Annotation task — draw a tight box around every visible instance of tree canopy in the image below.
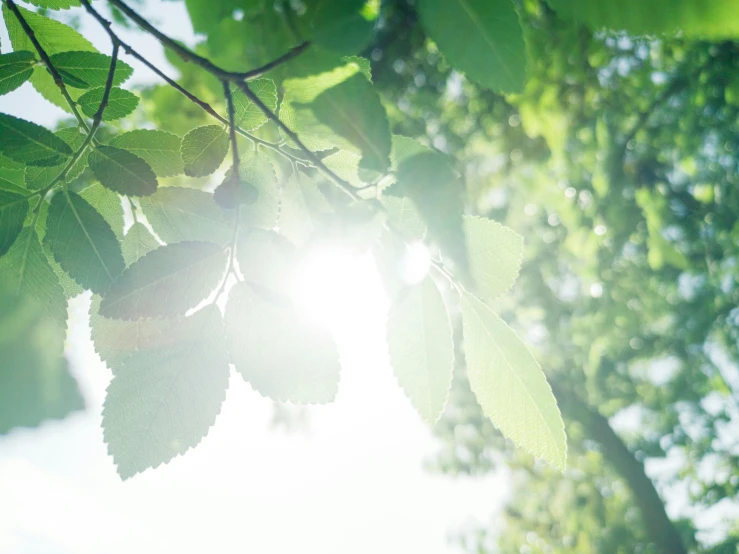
[1,1,738,552]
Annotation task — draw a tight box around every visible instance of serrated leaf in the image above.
[100,241,227,320]
[121,222,160,266]
[0,51,35,96]
[0,276,83,435]
[464,215,523,300]
[231,151,280,230]
[79,184,124,239]
[89,146,158,197]
[181,125,229,177]
[547,0,739,38]
[225,282,340,404]
[417,0,526,93]
[78,87,139,121]
[307,73,391,174]
[0,113,73,166]
[322,149,364,187]
[89,295,171,374]
[390,135,431,170]
[394,152,468,278]
[140,187,231,245]
[102,306,229,479]
[24,0,81,10]
[0,227,67,325]
[387,278,454,424]
[3,3,95,55]
[461,293,567,470]
[49,51,133,89]
[109,130,184,178]
[24,127,89,191]
[45,190,125,294]
[237,230,297,292]
[231,79,277,131]
[382,196,426,241]
[0,190,29,256]
[279,171,331,246]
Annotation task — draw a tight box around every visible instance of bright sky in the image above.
[0,3,508,553]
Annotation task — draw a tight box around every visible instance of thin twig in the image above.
[107,0,308,81]
[223,81,241,181]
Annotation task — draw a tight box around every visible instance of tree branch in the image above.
[223,81,240,181]
[5,0,91,133]
[106,0,308,81]
[552,384,687,554]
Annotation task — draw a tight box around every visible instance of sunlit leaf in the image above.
[121,222,160,266]
[387,278,454,424]
[0,113,72,167]
[0,51,35,96]
[110,130,184,178]
[89,146,158,197]
[231,79,277,131]
[100,241,227,320]
[49,51,133,89]
[464,215,523,300]
[78,87,139,121]
[461,293,567,470]
[0,190,29,257]
[181,125,229,177]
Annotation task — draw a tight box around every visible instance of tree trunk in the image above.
[552,384,687,554]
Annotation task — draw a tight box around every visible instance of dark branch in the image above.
[5,0,90,132]
[106,0,308,81]
[223,81,240,182]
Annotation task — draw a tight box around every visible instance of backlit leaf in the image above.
[109,130,184,178]
[24,127,89,191]
[78,87,139,121]
[102,306,229,479]
[0,51,35,96]
[387,278,454,424]
[225,282,340,404]
[231,79,277,131]
[49,51,133,89]
[100,241,227,320]
[417,0,526,92]
[140,187,231,245]
[464,215,523,300]
[89,146,158,197]
[181,125,229,177]
[121,222,160,266]
[0,190,29,257]
[0,113,73,166]
[461,293,567,470]
[279,171,331,246]
[45,190,125,294]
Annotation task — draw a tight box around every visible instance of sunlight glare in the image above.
[400,242,431,285]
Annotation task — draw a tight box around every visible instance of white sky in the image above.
[0,3,508,552]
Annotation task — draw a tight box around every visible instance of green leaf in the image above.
[181,125,229,177]
[121,222,160,266]
[232,151,280,230]
[461,293,567,470]
[102,305,229,479]
[417,0,527,93]
[100,241,227,320]
[394,152,468,278]
[321,149,364,187]
[140,187,231,245]
[225,282,340,404]
[301,0,375,55]
[306,73,391,174]
[3,3,95,55]
[0,276,83,435]
[89,294,171,374]
[464,215,523,300]
[109,130,184,178]
[0,113,73,166]
[381,196,426,241]
[0,51,35,96]
[45,190,125,294]
[24,0,81,10]
[387,278,454,424]
[49,51,133,89]
[79,183,125,239]
[547,0,739,38]
[89,146,158,197]
[0,190,29,256]
[237,230,297,292]
[24,127,89,191]
[279,171,331,246]
[78,87,139,121]
[231,79,277,131]
[390,135,432,170]
[0,227,67,325]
